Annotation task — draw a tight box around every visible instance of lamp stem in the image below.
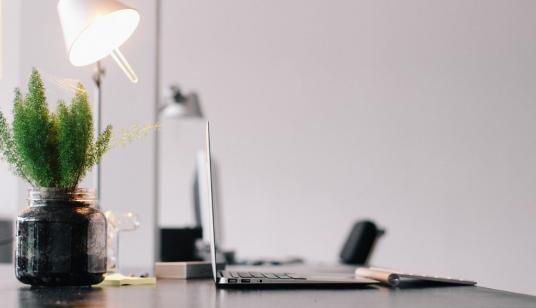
[93,60,104,204]
[111,48,139,83]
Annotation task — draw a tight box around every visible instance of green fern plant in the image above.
[0,67,159,191]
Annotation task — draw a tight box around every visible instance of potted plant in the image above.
[0,68,158,286]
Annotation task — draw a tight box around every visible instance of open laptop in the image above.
[204,122,378,286]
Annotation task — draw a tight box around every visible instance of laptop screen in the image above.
[204,122,218,283]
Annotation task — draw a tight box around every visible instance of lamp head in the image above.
[58,0,140,67]
[162,86,204,119]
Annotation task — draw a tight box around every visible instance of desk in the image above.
[1,264,535,308]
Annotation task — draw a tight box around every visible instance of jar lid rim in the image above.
[27,188,97,201]
[28,187,96,193]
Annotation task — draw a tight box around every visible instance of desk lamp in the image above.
[160,86,203,119]
[155,85,203,262]
[57,0,141,200]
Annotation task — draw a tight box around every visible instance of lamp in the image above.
[57,0,139,81]
[160,86,203,119]
[57,0,141,201]
[155,85,203,263]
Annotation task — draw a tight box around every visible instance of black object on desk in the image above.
[160,227,203,262]
[340,220,385,265]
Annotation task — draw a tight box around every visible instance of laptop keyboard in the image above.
[227,271,306,280]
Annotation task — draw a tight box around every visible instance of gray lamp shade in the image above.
[162,93,203,119]
[57,0,140,66]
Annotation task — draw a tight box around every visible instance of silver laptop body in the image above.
[205,122,378,286]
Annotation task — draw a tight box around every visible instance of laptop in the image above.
[204,122,378,286]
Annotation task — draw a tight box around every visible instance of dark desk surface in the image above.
[1,264,536,308]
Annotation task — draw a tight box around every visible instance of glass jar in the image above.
[15,188,107,286]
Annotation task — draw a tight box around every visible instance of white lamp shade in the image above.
[57,0,140,66]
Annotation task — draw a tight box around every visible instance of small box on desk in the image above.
[160,228,203,262]
[156,261,226,279]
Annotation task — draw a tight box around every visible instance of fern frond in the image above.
[12,69,57,187]
[94,125,113,165]
[71,84,94,188]
[56,82,95,190]
[110,123,161,150]
[0,110,32,184]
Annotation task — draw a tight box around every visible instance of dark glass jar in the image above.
[15,188,107,286]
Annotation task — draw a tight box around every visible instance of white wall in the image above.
[16,0,157,272]
[0,0,21,220]
[159,0,536,295]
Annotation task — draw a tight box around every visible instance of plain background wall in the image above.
[0,0,21,220]
[159,0,536,295]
